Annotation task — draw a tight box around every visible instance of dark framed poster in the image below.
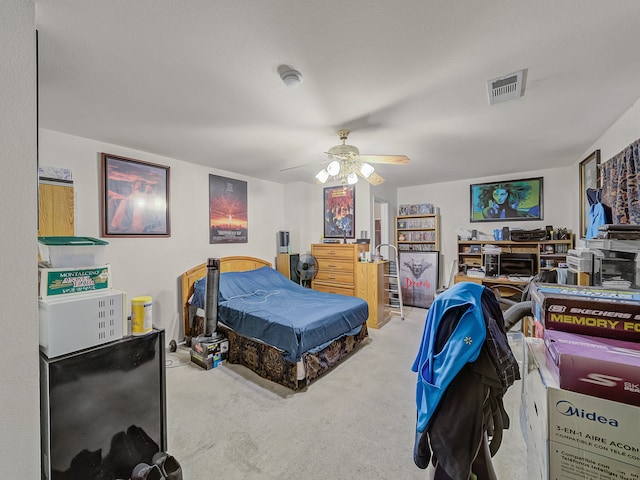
[323,185,355,239]
[399,251,439,308]
[209,174,247,243]
[579,150,601,239]
[101,153,170,237]
[470,177,543,222]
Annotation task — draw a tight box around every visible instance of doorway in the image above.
[374,198,390,259]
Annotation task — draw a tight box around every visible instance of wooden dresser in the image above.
[311,243,368,296]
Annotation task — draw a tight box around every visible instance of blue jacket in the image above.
[411,282,487,432]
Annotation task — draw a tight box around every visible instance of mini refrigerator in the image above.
[40,329,166,480]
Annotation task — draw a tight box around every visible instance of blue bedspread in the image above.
[192,267,368,362]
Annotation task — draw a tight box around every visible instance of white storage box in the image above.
[39,289,126,358]
[38,236,108,268]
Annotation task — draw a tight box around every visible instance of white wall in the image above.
[284,179,397,256]
[399,165,575,288]
[583,99,640,164]
[39,129,285,343]
[0,1,40,477]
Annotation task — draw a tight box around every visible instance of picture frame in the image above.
[101,153,170,237]
[470,177,543,222]
[398,251,439,308]
[209,174,248,244]
[579,150,601,239]
[323,185,355,239]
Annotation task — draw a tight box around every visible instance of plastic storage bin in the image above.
[38,236,108,268]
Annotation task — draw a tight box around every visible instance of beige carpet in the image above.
[164,307,527,479]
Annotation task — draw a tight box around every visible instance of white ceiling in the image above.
[35,0,640,188]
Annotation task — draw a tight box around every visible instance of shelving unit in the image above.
[395,214,440,252]
[456,236,574,277]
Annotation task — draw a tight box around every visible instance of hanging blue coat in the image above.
[412,282,521,479]
[411,282,487,432]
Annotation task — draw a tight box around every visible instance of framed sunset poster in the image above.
[101,153,170,237]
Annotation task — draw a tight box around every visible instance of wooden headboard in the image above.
[180,256,272,337]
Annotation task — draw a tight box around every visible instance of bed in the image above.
[180,256,369,390]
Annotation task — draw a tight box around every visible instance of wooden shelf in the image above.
[457,235,574,277]
[395,214,440,252]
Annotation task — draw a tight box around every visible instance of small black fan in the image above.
[296,254,318,288]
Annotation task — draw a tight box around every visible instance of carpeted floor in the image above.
[164,307,527,479]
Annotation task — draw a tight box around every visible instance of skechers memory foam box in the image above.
[530,283,640,342]
[545,330,640,406]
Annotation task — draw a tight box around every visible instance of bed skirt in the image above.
[220,323,369,391]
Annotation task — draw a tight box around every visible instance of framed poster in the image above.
[579,150,601,239]
[323,185,355,239]
[399,251,439,308]
[101,153,170,237]
[209,174,247,243]
[470,177,543,222]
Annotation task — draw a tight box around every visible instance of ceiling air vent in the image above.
[487,69,527,106]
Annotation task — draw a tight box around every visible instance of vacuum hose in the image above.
[503,301,533,331]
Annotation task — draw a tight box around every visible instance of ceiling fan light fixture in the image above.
[347,172,358,185]
[326,160,341,176]
[360,162,375,178]
[315,169,329,184]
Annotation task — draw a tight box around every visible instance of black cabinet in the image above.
[40,329,166,480]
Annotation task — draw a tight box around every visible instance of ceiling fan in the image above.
[282,130,410,186]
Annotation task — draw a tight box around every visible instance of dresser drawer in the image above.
[316,257,354,274]
[315,270,354,285]
[313,282,354,297]
[312,245,356,260]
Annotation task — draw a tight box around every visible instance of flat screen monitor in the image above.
[499,253,537,277]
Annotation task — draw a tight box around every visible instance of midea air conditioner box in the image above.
[39,289,126,358]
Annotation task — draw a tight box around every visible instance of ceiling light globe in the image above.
[326,160,341,176]
[315,169,329,184]
[347,172,358,185]
[360,163,375,178]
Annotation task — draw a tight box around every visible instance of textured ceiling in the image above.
[35,0,640,187]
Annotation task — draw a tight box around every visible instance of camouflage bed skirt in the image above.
[220,323,369,391]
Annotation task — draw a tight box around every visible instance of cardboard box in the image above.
[545,330,640,406]
[190,350,224,370]
[530,284,640,342]
[523,338,640,480]
[190,335,228,370]
[38,264,112,298]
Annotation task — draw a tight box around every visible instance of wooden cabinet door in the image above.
[38,182,74,236]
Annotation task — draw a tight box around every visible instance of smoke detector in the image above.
[277,64,303,87]
[487,69,527,106]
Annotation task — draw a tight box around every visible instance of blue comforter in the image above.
[192,267,368,362]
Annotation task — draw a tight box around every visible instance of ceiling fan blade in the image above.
[356,170,385,185]
[359,154,410,165]
[280,160,324,172]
